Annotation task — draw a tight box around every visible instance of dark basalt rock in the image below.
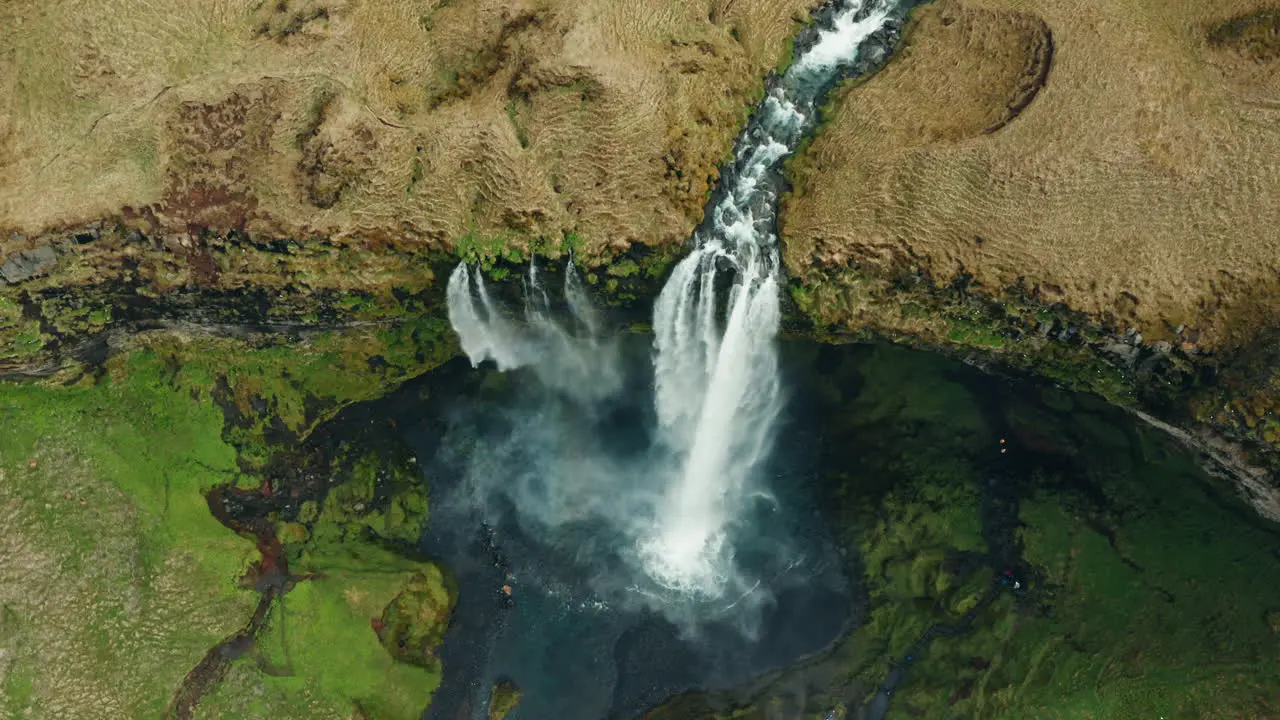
[0,246,57,284]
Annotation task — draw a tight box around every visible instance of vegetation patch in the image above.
[375,566,455,671]
[0,354,259,718]
[785,266,1153,407]
[488,679,523,720]
[647,343,1280,719]
[112,319,454,469]
[196,544,449,719]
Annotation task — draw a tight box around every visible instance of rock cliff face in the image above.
[4,1,1280,512]
[780,0,1280,520]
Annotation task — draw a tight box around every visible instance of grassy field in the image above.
[0,0,818,261]
[0,336,457,719]
[848,348,1280,718]
[0,355,259,718]
[196,546,450,720]
[783,0,1280,353]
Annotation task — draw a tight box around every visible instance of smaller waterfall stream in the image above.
[447,0,909,614]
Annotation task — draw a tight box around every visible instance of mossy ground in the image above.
[120,316,457,469]
[182,333,454,719]
[862,445,1280,718]
[786,267,1154,407]
[487,680,523,720]
[0,305,459,719]
[197,545,449,720]
[0,353,258,718]
[649,343,1280,719]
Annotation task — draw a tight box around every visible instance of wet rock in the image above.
[488,679,523,720]
[0,246,57,284]
[1103,341,1139,365]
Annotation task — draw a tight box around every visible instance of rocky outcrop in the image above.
[0,245,56,284]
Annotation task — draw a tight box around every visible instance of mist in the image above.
[441,0,907,639]
[445,262,798,638]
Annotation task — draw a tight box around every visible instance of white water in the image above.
[447,0,901,601]
[448,260,622,403]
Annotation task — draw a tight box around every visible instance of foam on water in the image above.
[794,1,896,75]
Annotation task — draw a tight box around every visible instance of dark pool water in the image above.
[387,336,1055,720]
[394,335,859,720]
[354,332,1280,720]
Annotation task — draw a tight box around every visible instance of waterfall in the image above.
[448,260,622,403]
[446,0,906,603]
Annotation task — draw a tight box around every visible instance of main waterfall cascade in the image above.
[447,0,905,613]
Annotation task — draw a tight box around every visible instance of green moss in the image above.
[204,545,447,719]
[788,266,1143,405]
[840,475,988,667]
[853,427,1280,718]
[774,34,798,75]
[789,282,815,313]
[6,328,45,358]
[651,344,1280,719]
[277,521,310,544]
[561,231,585,255]
[376,565,455,669]
[127,316,456,466]
[456,229,526,271]
[334,292,378,314]
[0,355,259,717]
[0,294,21,323]
[40,295,113,335]
[301,449,429,552]
[488,680,523,720]
[975,485,1280,718]
[945,316,1006,349]
[606,259,640,278]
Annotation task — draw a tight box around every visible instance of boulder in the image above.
[0,246,57,284]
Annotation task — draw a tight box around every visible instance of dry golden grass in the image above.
[783,0,1280,352]
[0,0,817,260]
